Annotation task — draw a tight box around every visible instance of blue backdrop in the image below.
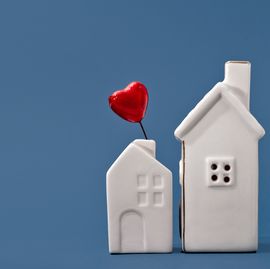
[0,0,269,268]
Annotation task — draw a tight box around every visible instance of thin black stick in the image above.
[139,121,148,140]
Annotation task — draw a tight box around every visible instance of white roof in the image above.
[174,82,265,141]
[107,139,171,176]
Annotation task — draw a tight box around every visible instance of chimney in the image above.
[133,139,156,158]
[223,61,251,110]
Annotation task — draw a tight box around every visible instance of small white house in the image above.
[106,139,172,253]
[174,61,265,252]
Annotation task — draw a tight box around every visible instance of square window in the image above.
[206,157,235,187]
[153,175,163,188]
[153,192,163,206]
[137,175,147,188]
[137,192,147,206]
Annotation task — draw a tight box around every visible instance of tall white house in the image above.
[174,61,265,252]
[106,139,172,253]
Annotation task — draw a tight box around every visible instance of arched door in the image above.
[120,210,144,252]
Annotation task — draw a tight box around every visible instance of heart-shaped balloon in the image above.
[108,82,148,123]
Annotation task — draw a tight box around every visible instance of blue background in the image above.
[0,0,269,268]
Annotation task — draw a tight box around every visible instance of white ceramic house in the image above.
[106,139,172,253]
[174,61,265,252]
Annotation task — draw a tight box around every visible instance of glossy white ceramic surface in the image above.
[175,61,265,252]
[106,139,172,253]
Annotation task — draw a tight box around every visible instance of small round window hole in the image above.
[211,163,217,170]
[224,164,231,171]
[224,176,230,183]
[211,174,218,181]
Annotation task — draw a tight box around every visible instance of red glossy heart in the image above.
[108,82,148,123]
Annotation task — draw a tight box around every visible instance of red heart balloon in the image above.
[108,82,148,123]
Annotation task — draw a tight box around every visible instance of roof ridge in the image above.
[174,82,265,140]
[107,141,172,176]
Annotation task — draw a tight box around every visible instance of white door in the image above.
[120,211,144,252]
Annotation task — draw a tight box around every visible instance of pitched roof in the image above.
[107,140,172,176]
[174,82,265,141]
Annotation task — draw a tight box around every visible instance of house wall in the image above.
[106,144,172,253]
[183,98,259,252]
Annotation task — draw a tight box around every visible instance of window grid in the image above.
[136,174,164,207]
